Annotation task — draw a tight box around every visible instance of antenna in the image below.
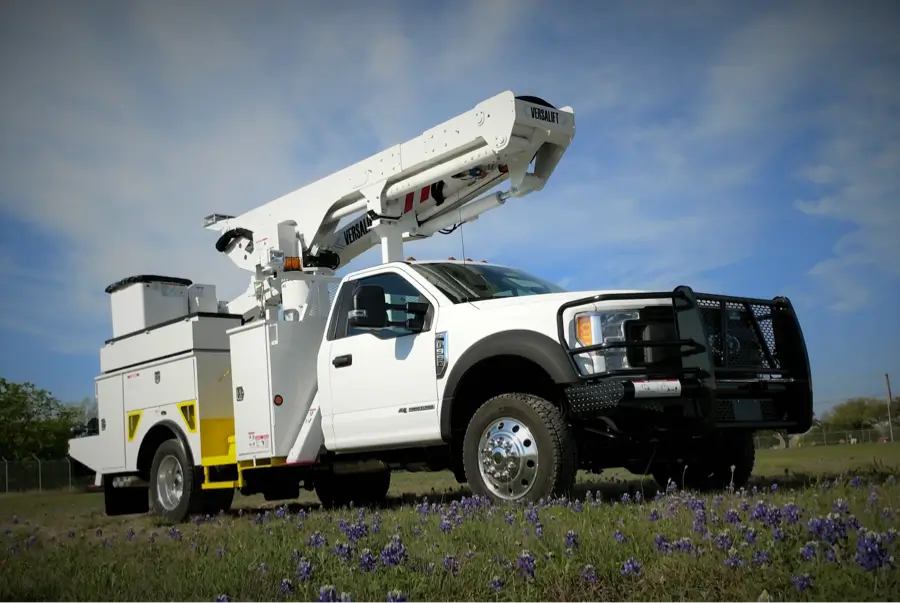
[458,209,467,262]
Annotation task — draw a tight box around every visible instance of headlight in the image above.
[574,309,641,373]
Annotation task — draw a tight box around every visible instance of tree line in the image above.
[0,377,896,460]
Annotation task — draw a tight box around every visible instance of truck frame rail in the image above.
[555,285,813,433]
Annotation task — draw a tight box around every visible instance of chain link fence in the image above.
[0,458,96,493]
[754,428,894,450]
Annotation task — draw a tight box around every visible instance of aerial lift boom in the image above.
[203,92,575,322]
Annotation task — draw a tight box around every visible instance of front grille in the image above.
[696,299,779,369]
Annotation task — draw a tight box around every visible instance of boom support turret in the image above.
[203,91,576,320]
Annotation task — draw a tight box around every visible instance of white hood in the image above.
[466,289,656,311]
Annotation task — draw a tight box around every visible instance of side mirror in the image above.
[348,285,387,330]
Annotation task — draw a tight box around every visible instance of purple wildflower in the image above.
[525,506,540,525]
[504,512,515,525]
[358,548,377,572]
[649,509,661,522]
[791,573,813,592]
[534,522,544,538]
[800,542,816,561]
[725,553,743,568]
[297,557,312,581]
[488,577,504,591]
[621,557,642,576]
[782,502,801,525]
[308,531,328,548]
[744,526,757,546]
[387,590,407,602]
[329,543,348,562]
[215,596,231,602]
[714,531,733,552]
[855,530,892,571]
[883,508,894,520]
[573,499,583,513]
[833,498,849,514]
[772,528,784,542]
[278,579,293,597]
[752,549,771,567]
[443,555,460,575]
[725,509,741,525]
[614,530,627,543]
[655,534,671,553]
[380,534,407,567]
[621,492,631,504]
[517,550,536,579]
[581,564,598,584]
[565,530,579,550]
[849,475,863,488]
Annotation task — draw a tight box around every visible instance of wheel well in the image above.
[449,354,561,438]
[136,423,181,480]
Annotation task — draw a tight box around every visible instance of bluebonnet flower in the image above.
[297,557,313,581]
[380,534,407,567]
[308,531,328,548]
[807,514,847,545]
[791,573,813,592]
[782,502,801,525]
[855,530,893,571]
[714,531,733,552]
[621,492,631,504]
[525,506,539,525]
[581,564,598,584]
[614,530,627,543]
[772,528,784,542]
[565,530,579,550]
[517,550,536,579]
[649,509,661,522]
[358,548,377,572]
[215,595,231,602]
[833,498,849,514]
[278,579,293,597]
[387,590,407,602]
[849,475,863,488]
[655,534,671,554]
[725,509,741,525]
[488,577,504,591]
[725,552,743,568]
[621,557,642,576]
[800,542,816,561]
[443,555,460,575]
[752,549,771,567]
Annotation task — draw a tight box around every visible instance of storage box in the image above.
[188,283,219,314]
[106,275,191,340]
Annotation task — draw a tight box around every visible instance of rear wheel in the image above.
[462,393,576,504]
[148,439,199,523]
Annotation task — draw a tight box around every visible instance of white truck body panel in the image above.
[100,314,241,373]
[228,316,327,460]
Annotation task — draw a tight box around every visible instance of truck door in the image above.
[324,270,441,450]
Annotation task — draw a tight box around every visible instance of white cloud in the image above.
[0,0,898,353]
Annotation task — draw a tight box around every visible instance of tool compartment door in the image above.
[96,375,127,471]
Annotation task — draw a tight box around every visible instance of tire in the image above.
[148,439,200,523]
[462,393,576,504]
[315,469,391,509]
[103,475,149,516]
[653,432,756,492]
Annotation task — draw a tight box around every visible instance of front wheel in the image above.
[462,393,576,504]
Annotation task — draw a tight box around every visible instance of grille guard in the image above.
[554,285,814,433]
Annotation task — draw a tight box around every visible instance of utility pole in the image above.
[886,373,895,443]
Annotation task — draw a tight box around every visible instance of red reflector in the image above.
[404,193,414,213]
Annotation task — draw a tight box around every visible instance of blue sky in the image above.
[1,0,898,416]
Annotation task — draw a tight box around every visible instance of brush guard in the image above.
[555,285,813,433]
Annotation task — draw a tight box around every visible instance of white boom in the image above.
[203,91,576,322]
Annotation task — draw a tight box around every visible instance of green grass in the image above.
[1,443,898,601]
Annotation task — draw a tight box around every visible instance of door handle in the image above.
[332,354,352,368]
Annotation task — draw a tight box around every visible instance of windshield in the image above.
[410,262,567,303]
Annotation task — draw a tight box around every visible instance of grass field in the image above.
[1,443,898,601]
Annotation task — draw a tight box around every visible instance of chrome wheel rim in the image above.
[477,417,538,500]
[156,454,184,511]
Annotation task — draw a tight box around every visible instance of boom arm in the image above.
[204,91,576,319]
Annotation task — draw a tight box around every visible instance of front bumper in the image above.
[555,285,813,433]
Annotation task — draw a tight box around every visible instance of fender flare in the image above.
[141,419,197,469]
[439,329,577,441]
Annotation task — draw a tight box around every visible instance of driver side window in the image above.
[338,272,430,340]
